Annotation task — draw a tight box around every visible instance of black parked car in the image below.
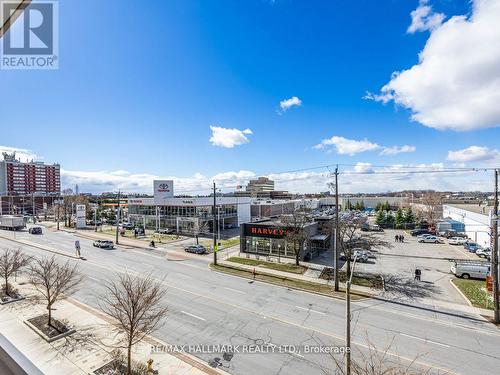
[29,226,42,235]
[410,229,432,237]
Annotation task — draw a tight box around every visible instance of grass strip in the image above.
[452,279,493,310]
[226,256,307,274]
[211,263,370,300]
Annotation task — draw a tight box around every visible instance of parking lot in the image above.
[353,229,479,305]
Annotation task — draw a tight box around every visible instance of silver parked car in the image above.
[418,235,443,244]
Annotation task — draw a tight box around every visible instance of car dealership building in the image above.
[127,180,251,234]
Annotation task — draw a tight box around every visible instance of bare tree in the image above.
[29,255,82,328]
[276,207,312,266]
[334,212,391,279]
[419,192,443,225]
[315,333,430,375]
[99,273,168,375]
[0,249,31,297]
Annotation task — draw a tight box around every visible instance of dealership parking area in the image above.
[352,229,478,305]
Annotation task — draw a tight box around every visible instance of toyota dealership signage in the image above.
[75,204,86,229]
[154,180,174,204]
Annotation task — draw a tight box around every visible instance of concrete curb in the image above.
[449,278,475,308]
[0,234,80,259]
[209,263,373,301]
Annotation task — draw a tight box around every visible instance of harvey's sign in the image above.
[243,225,289,239]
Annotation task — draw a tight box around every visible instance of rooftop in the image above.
[445,203,495,216]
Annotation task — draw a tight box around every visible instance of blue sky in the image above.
[1,0,499,194]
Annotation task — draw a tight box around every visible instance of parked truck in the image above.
[0,215,26,230]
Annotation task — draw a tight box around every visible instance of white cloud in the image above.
[61,169,256,195]
[447,146,500,162]
[353,162,375,174]
[313,136,415,157]
[209,126,253,148]
[313,136,380,155]
[367,0,500,131]
[407,0,445,33]
[279,96,302,113]
[59,163,494,196]
[380,145,417,155]
[0,145,40,162]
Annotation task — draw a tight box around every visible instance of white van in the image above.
[450,261,490,280]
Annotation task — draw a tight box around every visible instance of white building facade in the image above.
[128,196,251,234]
[442,204,498,248]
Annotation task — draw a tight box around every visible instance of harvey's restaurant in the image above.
[240,219,329,261]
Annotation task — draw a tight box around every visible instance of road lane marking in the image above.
[400,333,451,348]
[290,352,305,359]
[352,300,498,337]
[177,274,193,279]
[180,311,206,321]
[295,305,326,315]
[224,287,245,294]
[1,237,461,374]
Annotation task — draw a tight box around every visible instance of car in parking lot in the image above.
[184,245,207,254]
[476,248,491,258]
[464,241,481,253]
[28,226,43,235]
[442,230,467,239]
[120,223,134,230]
[411,229,433,237]
[93,240,114,249]
[155,228,174,234]
[340,251,369,263]
[418,235,443,244]
[448,237,467,245]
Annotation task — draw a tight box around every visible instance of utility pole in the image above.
[345,255,356,375]
[334,166,340,292]
[115,190,121,245]
[213,182,218,265]
[493,169,499,324]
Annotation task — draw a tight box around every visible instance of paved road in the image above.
[1,228,500,375]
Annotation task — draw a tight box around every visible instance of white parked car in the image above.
[476,248,491,258]
[448,237,467,245]
[418,235,443,244]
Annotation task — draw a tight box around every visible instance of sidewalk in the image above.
[40,221,188,251]
[217,259,495,319]
[0,279,225,375]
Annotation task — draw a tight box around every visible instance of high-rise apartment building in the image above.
[0,152,60,196]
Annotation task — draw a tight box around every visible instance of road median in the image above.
[0,233,80,259]
[210,262,372,300]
